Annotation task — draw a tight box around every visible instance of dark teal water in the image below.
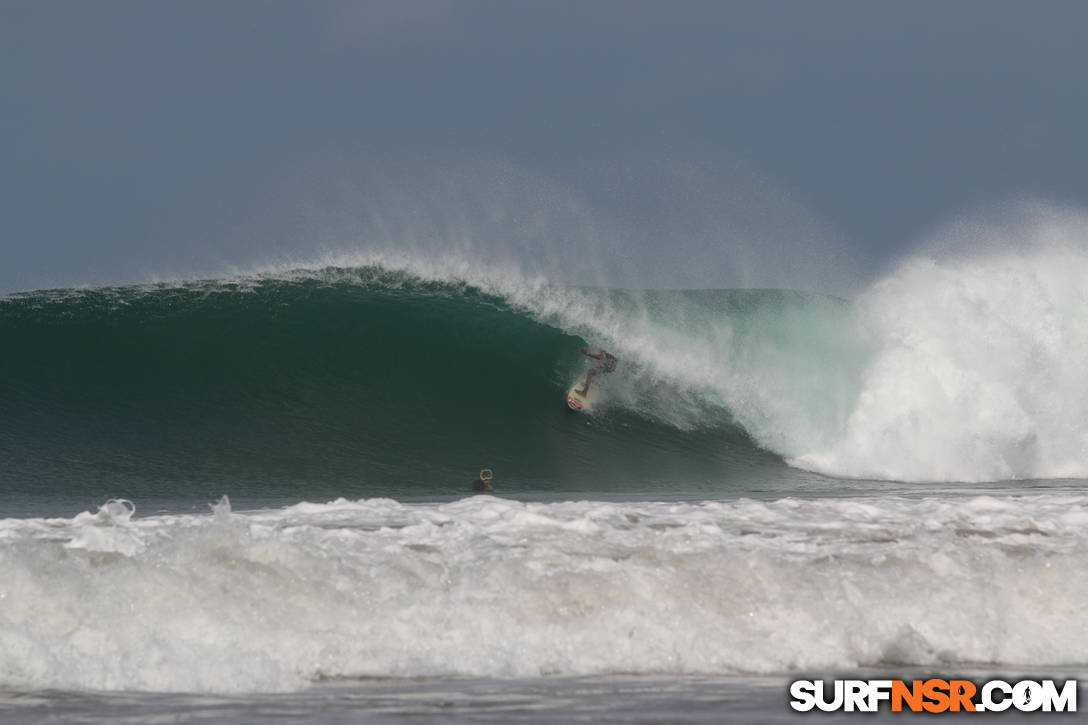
[1,270,817,515]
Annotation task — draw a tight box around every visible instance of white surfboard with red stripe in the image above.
[566,378,600,411]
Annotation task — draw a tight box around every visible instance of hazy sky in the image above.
[3,1,1088,293]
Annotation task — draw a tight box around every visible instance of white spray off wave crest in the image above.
[796,241,1088,482]
[170,222,1088,484]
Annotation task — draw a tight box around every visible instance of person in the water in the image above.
[576,347,618,395]
[471,468,494,492]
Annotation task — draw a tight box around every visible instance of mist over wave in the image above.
[6,212,1088,492]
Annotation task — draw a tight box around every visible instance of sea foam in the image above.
[0,494,1085,693]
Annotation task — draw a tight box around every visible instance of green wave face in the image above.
[0,269,862,509]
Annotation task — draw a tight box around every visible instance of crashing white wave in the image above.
[0,493,1085,693]
[795,244,1088,481]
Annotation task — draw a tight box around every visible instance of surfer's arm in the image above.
[580,348,605,359]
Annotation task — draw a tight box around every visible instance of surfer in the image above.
[471,468,494,492]
[576,348,618,395]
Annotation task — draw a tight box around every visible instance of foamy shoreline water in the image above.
[2,671,1085,724]
[1,492,1085,694]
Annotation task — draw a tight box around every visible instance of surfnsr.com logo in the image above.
[789,679,1077,713]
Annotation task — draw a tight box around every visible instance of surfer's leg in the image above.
[577,370,595,395]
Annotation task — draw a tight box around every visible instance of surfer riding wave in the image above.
[576,348,618,396]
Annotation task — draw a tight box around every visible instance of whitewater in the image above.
[2,242,1088,721]
[1,493,1086,694]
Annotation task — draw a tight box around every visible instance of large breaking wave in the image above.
[4,241,1088,493]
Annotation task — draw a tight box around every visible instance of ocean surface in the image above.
[2,257,1086,722]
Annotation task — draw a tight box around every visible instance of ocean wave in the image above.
[5,241,1088,488]
[1,494,1085,692]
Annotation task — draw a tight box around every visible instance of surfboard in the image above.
[566,378,600,411]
